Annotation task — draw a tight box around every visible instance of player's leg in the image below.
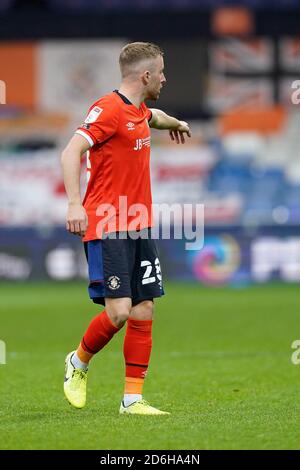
[120,231,169,415]
[64,298,131,409]
[120,299,169,415]
[74,297,131,367]
[122,300,154,407]
[64,236,132,409]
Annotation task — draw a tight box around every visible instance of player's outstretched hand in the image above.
[169,121,191,144]
[66,203,88,237]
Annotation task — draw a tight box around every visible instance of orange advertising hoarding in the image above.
[0,42,36,109]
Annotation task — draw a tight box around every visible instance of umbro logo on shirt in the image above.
[126,122,135,131]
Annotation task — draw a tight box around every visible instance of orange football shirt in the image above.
[75,91,153,241]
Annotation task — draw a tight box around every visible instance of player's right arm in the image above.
[61,133,89,237]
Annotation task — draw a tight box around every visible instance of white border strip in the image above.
[75,130,94,147]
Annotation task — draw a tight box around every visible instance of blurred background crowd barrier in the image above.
[1,0,300,285]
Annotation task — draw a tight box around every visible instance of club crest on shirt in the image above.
[84,106,103,124]
[107,275,121,290]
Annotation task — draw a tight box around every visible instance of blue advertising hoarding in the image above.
[0,225,299,285]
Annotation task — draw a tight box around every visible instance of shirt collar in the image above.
[113,89,132,105]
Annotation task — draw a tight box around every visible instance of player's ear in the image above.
[141,70,150,85]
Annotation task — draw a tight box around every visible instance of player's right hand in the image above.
[66,203,88,237]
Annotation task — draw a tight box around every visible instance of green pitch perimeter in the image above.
[0,281,300,450]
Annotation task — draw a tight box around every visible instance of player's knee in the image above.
[141,300,154,317]
[131,300,154,320]
[105,302,131,328]
[107,310,130,328]
[115,310,130,327]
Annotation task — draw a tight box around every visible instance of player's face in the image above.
[146,56,166,100]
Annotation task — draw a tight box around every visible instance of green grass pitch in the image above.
[0,281,300,450]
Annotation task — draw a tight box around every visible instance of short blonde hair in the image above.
[119,42,164,77]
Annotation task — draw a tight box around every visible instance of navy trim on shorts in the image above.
[85,240,106,300]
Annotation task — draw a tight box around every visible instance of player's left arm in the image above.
[149,108,191,144]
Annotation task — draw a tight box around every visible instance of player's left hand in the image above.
[169,121,191,144]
